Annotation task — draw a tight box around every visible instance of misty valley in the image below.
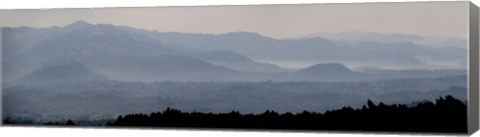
[3,76,467,122]
[1,21,468,132]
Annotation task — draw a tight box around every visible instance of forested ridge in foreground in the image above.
[108,95,466,133]
[3,95,466,133]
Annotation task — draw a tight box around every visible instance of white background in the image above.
[1,0,479,137]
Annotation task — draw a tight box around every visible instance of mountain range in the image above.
[17,59,109,85]
[1,21,467,84]
[1,21,469,122]
[299,31,467,49]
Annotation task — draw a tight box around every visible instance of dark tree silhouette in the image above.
[6,95,465,133]
[109,95,467,133]
[65,119,76,126]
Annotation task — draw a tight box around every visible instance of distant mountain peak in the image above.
[297,63,353,74]
[69,20,91,26]
[307,63,348,69]
[91,24,116,29]
[17,59,108,85]
[75,23,132,40]
[64,20,93,31]
[222,31,273,39]
[226,31,260,35]
[301,31,424,44]
[196,50,251,62]
[68,20,92,26]
[43,58,84,68]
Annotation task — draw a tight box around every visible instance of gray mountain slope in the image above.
[291,63,373,81]
[2,23,174,82]
[1,21,468,83]
[193,50,289,73]
[78,54,239,82]
[16,59,109,85]
[301,31,467,49]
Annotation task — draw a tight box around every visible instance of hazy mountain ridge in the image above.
[88,54,240,82]
[193,50,290,73]
[2,22,172,82]
[2,21,468,83]
[133,29,466,69]
[16,59,109,85]
[2,22,98,82]
[300,31,467,49]
[1,16,470,131]
[51,21,466,69]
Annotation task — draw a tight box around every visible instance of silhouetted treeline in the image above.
[43,119,76,126]
[2,118,77,126]
[110,95,467,133]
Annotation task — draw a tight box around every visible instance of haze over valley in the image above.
[1,21,468,123]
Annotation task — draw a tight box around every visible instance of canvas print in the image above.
[0,1,476,134]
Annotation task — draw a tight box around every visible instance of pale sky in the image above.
[0,1,469,39]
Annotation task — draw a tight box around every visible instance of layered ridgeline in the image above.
[2,21,466,83]
[1,21,468,127]
[16,59,109,85]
